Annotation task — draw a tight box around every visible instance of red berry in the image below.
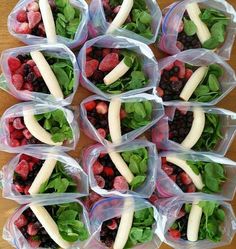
[13,117,25,130]
[185,68,193,80]
[180,172,192,185]
[85,59,99,77]
[99,53,120,72]
[16,10,27,22]
[27,237,41,248]
[161,157,167,164]
[21,138,28,146]
[27,11,42,29]
[177,209,186,218]
[86,56,93,61]
[27,2,39,12]
[170,76,179,82]
[28,161,35,171]
[102,48,111,57]
[92,70,104,81]
[23,129,32,139]
[33,66,41,77]
[15,160,29,180]
[84,100,96,111]
[92,161,104,175]
[103,167,114,176]
[174,60,185,79]
[89,191,101,202]
[99,152,106,158]
[96,101,108,114]
[15,22,31,34]
[8,124,15,133]
[169,174,177,182]
[113,176,129,191]
[24,185,30,195]
[20,154,31,161]
[38,22,45,36]
[107,219,117,230]
[11,130,24,139]
[10,138,20,147]
[88,116,96,125]
[149,194,159,205]
[27,222,39,236]
[169,229,181,240]
[26,59,36,68]
[157,87,164,97]
[95,175,105,188]
[15,64,25,76]
[120,108,127,119]
[8,57,21,72]
[187,183,196,193]
[165,62,174,71]
[12,74,24,90]
[31,157,40,163]
[14,184,25,193]
[23,82,34,91]
[162,164,174,176]
[86,47,93,55]
[97,128,106,138]
[14,214,28,228]
[113,5,121,14]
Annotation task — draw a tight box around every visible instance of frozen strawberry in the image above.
[113,176,129,190]
[23,82,34,91]
[107,219,117,230]
[10,138,20,147]
[27,2,39,12]
[13,117,25,130]
[15,160,29,180]
[85,59,99,77]
[95,175,105,188]
[162,164,173,176]
[31,157,40,163]
[161,157,167,164]
[92,70,104,81]
[102,48,111,57]
[86,56,93,61]
[93,161,104,174]
[103,167,114,176]
[96,101,108,114]
[24,185,30,195]
[149,194,158,205]
[15,64,24,76]
[11,130,24,139]
[187,183,196,193]
[33,66,41,77]
[178,21,184,33]
[27,11,41,29]
[113,5,121,14]
[21,138,28,146]
[120,108,127,119]
[28,161,35,171]
[99,152,106,158]
[12,74,24,90]
[84,100,96,111]
[8,124,15,133]
[170,76,179,82]
[86,47,93,55]
[157,87,164,97]
[14,214,28,228]
[165,62,174,71]
[169,174,177,182]
[174,60,185,79]
[15,22,31,34]
[169,229,181,239]
[27,222,39,236]
[20,154,31,161]
[97,128,106,138]
[185,68,193,80]
[180,172,192,185]
[27,237,41,248]
[8,57,21,72]
[23,129,32,139]
[14,184,25,193]
[38,22,45,35]
[99,53,119,72]
[8,117,15,123]
[27,59,36,67]
[89,191,101,202]
[16,10,27,22]
[176,41,184,51]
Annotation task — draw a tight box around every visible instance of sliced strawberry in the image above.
[12,74,24,90]
[86,47,93,55]
[14,214,28,228]
[85,59,99,77]
[169,174,177,182]
[84,100,96,111]
[107,219,117,230]
[15,22,31,34]
[187,183,196,193]
[27,222,39,236]
[174,60,185,79]
[120,108,127,119]
[157,87,164,97]
[13,117,25,130]
[27,2,39,12]
[23,82,34,91]
[169,229,181,240]
[16,10,27,22]
[23,129,32,139]
[14,184,25,193]
[15,160,29,180]
[185,68,193,80]
[11,130,24,139]
[102,48,111,57]
[162,164,173,176]
[8,57,21,72]
[180,172,192,185]
[27,237,41,248]
[10,138,20,147]
[92,161,104,174]
[103,167,114,176]
[98,53,119,72]
[97,128,106,138]
[27,59,36,68]
[113,176,129,190]
[33,66,41,77]
[27,11,41,29]
[21,138,28,146]
[96,101,108,114]
[95,175,105,188]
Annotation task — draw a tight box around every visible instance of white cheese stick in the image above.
[187,201,203,242]
[39,0,57,44]
[28,158,57,194]
[106,0,134,34]
[180,66,208,101]
[30,51,64,99]
[113,197,135,249]
[186,3,211,44]
[108,97,122,144]
[108,151,134,183]
[30,205,71,249]
[181,107,205,149]
[104,59,130,85]
[23,109,63,146]
[166,156,204,190]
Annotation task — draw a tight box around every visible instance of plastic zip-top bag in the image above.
[158,0,236,60]
[156,195,236,249]
[156,49,236,105]
[82,139,158,198]
[156,150,236,200]
[152,105,236,156]
[7,0,89,49]
[80,93,164,147]
[0,43,79,105]
[84,196,162,249]
[1,149,89,204]
[89,0,161,45]
[3,198,91,249]
[0,101,79,152]
[78,35,159,98]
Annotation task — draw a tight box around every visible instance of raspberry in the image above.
[96,101,108,114]
[170,76,179,82]
[20,154,31,161]
[10,138,20,147]
[8,57,21,72]
[174,60,185,79]
[14,184,25,193]
[84,100,96,111]
[85,59,99,77]
[13,117,25,130]
[113,176,129,190]
[15,22,31,34]
[98,53,119,72]
[161,157,167,164]
[15,64,25,76]
[15,160,29,180]
[21,138,28,146]
[89,191,101,202]
[28,161,35,171]
[185,68,193,80]
[12,74,24,90]
[103,167,114,176]
[16,10,27,22]
[95,175,105,188]
[14,214,28,228]
[24,185,30,195]
[180,172,192,185]
[27,222,39,236]
[8,124,15,133]
[27,11,42,29]
[92,161,104,175]
[23,129,32,139]
[168,229,181,240]
[97,128,106,138]
[169,174,177,182]
[107,219,117,230]
[187,183,196,193]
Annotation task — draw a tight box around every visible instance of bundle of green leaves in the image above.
[51,202,89,242]
[186,160,226,193]
[121,147,148,190]
[121,101,153,130]
[193,113,223,151]
[125,207,155,248]
[96,50,148,94]
[54,0,81,39]
[35,109,73,143]
[39,161,77,193]
[191,64,223,102]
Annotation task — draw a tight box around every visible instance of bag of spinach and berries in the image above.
[0,43,79,105]
[8,0,89,48]
[89,0,162,45]
[159,0,236,60]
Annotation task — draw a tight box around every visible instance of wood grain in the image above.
[0,0,236,248]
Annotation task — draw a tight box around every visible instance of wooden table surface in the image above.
[0,0,236,248]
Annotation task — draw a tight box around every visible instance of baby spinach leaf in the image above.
[130,176,146,190]
[184,18,197,36]
[208,74,220,91]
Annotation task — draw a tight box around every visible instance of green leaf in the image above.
[130,175,146,190]
[133,102,146,118]
[184,18,197,36]
[194,85,210,96]
[203,37,221,50]
[139,12,152,24]
[129,155,141,174]
[185,203,192,213]
[209,64,224,78]
[186,161,200,175]
[64,3,75,21]
[51,66,70,87]
[215,208,225,221]
[208,74,220,91]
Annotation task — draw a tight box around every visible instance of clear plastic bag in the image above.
[0,43,80,105]
[158,0,236,60]
[3,198,91,249]
[80,93,164,147]
[152,105,236,156]
[156,150,236,200]
[89,0,162,45]
[84,196,162,249]
[0,102,79,152]
[156,49,236,105]
[1,149,88,204]
[156,195,236,249]
[82,139,158,198]
[8,0,89,49]
[78,35,159,98]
